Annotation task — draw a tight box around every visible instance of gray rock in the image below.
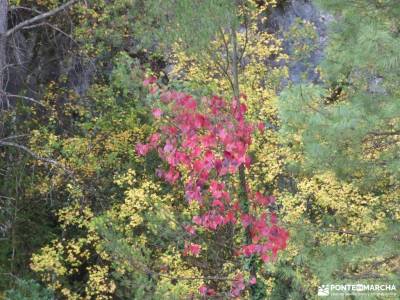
[264,0,332,85]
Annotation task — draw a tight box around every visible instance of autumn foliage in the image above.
[137,77,288,296]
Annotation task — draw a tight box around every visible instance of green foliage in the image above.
[0,0,156,292]
[279,0,400,189]
[155,0,237,52]
[309,223,400,284]
[276,1,400,298]
[4,279,54,300]
[110,52,143,98]
[284,17,319,68]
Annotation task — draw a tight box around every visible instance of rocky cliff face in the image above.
[1,1,330,108]
[265,0,331,84]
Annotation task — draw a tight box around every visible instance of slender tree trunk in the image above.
[0,0,7,106]
[230,22,258,297]
[231,26,240,100]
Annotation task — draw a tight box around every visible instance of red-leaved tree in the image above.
[137,77,288,297]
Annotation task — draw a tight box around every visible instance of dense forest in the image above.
[0,0,399,299]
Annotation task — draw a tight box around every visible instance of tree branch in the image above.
[0,140,73,175]
[21,21,78,45]
[367,130,400,137]
[10,6,43,15]
[4,93,46,107]
[6,0,78,37]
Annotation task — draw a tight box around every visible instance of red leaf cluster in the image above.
[137,79,288,296]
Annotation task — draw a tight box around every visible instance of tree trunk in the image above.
[0,0,7,106]
[230,22,258,298]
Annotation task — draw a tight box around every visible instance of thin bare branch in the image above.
[6,0,78,37]
[0,140,73,175]
[10,6,43,15]
[5,93,46,107]
[367,130,400,137]
[0,135,27,141]
[22,21,78,45]
[218,27,231,76]
[238,10,249,63]
[209,50,235,92]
